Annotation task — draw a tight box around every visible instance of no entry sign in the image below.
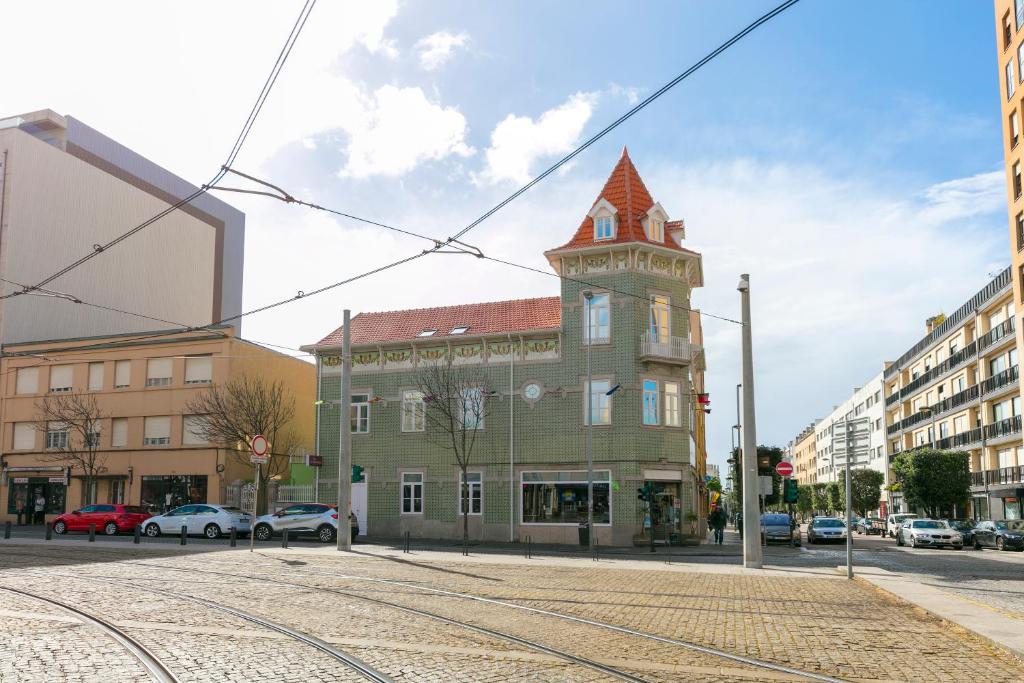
[775,461,794,478]
[250,434,269,464]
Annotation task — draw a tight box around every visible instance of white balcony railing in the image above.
[640,332,704,366]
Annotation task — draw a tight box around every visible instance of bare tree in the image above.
[186,376,299,514]
[35,393,106,505]
[416,357,491,549]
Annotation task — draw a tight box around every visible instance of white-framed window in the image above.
[584,293,610,343]
[401,472,423,514]
[109,479,126,505]
[146,358,172,387]
[954,375,966,393]
[459,471,482,515]
[46,422,68,449]
[664,381,681,427]
[594,215,614,240]
[1009,60,1016,99]
[111,418,128,448]
[88,363,104,391]
[401,390,425,432]
[584,379,612,425]
[183,415,208,445]
[114,360,131,389]
[939,421,949,439]
[1013,111,1021,149]
[13,422,34,450]
[185,356,212,384]
[418,329,437,337]
[642,379,659,425]
[450,326,470,335]
[460,388,485,430]
[1015,162,1023,199]
[953,415,967,434]
[647,218,664,242]
[351,393,370,433]
[143,416,171,446]
[649,295,670,342]
[49,365,72,393]
[521,470,611,525]
[85,424,101,448]
[15,367,38,395]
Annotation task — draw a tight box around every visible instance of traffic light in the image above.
[352,464,365,483]
[757,451,771,475]
[783,478,798,504]
[637,482,653,506]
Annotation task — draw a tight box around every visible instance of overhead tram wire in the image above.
[446,0,800,245]
[2,0,317,299]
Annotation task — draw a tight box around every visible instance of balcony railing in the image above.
[984,414,1023,441]
[981,365,1019,396]
[885,340,979,407]
[888,382,981,436]
[972,466,1024,488]
[639,333,703,365]
[979,318,1016,351]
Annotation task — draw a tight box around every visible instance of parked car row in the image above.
[51,502,359,543]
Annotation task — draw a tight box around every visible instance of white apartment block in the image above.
[814,371,887,485]
[0,109,244,344]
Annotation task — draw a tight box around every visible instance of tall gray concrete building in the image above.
[0,109,244,344]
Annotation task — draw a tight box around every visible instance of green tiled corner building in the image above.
[303,150,707,546]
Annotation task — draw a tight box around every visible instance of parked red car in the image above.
[52,504,151,536]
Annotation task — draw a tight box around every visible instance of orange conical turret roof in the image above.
[549,147,685,252]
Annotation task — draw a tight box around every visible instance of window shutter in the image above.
[115,361,131,388]
[49,365,73,391]
[111,418,128,447]
[147,358,172,380]
[13,423,34,450]
[183,416,207,444]
[15,367,38,395]
[144,416,170,440]
[88,363,104,391]
[185,356,212,384]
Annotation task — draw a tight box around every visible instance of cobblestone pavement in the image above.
[1,541,1023,682]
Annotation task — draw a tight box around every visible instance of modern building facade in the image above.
[814,373,886,490]
[790,422,817,486]
[0,328,314,523]
[304,150,707,545]
[995,0,1024,520]
[0,109,244,343]
[884,268,1020,518]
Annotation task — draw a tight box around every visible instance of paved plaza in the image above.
[1,529,1024,682]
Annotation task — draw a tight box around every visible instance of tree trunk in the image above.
[461,466,469,548]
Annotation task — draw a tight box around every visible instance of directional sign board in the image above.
[250,434,269,464]
[831,417,872,467]
[775,461,794,477]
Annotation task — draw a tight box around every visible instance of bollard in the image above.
[180,525,187,545]
[3,521,10,539]
[527,535,532,560]
[45,523,52,541]
[282,529,289,549]
[88,524,96,542]
[404,531,410,554]
[229,526,237,548]
[133,525,141,544]
[594,538,599,562]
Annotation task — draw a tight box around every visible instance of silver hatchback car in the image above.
[143,504,251,539]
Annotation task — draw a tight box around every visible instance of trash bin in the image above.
[578,522,589,546]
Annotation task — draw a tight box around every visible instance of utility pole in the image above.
[336,309,352,551]
[738,274,762,568]
[583,290,595,553]
[845,419,853,579]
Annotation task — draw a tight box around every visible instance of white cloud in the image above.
[919,170,1005,223]
[478,92,598,185]
[338,85,475,179]
[414,31,469,70]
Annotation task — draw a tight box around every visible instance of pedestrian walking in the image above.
[710,505,727,545]
[33,492,46,525]
[14,493,26,525]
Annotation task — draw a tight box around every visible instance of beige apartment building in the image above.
[884,268,1020,518]
[791,423,817,486]
[0,328,314,523]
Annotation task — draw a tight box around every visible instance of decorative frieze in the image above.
[332,337,560,373]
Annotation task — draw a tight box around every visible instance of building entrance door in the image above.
[650,482,681,542]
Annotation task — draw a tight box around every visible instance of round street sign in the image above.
[250,434,269,457]
[775,461,794,478]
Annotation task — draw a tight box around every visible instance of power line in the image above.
[3,0,317,298]
[447,0,800,244]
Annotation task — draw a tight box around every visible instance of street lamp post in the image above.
[583,290,595,554]
[738,274,762,568]
[336,309,352,552]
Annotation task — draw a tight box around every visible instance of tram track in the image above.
[0,547,847,682]
[0,584,179,683]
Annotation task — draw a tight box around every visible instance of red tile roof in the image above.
[315,296,562,346]
[549,147,688,252]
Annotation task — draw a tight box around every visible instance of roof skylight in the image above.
[451,326,470,335]
[418,329,437,337]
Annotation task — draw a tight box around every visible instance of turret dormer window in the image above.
[587,198,618,242]
[649,219,664,243]
[644,202,668,243]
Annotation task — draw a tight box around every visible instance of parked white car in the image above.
[896,519,963,549]
[806,517,848,544]
[143,504,251,539]
[253,503,357,543]
[886,513,918,538]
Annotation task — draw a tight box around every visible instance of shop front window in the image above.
[521,470,611,524]
[7,478,66,518]
[140,475,208,513]
[1005,497,1021,520]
